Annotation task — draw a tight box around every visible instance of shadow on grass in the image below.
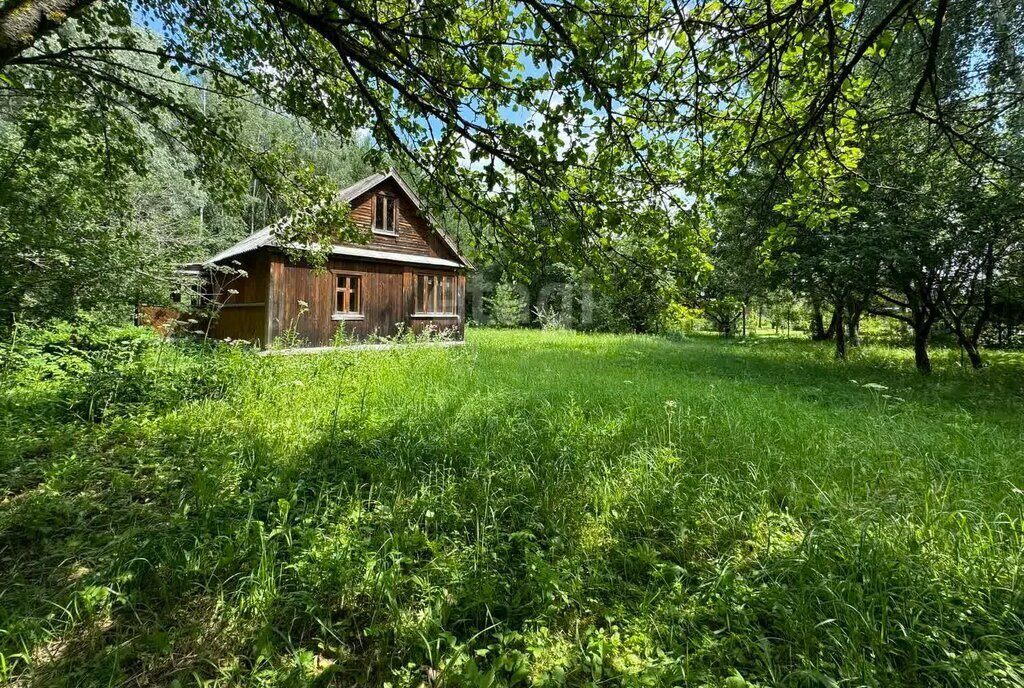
[508,332,1024,430]
[634,334,1022,411]
[2,333,1023,686]
[0,422,288,685]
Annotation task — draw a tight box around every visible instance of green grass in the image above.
[2,328,1024,686]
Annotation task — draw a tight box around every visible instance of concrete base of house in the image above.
[262,340,466,356]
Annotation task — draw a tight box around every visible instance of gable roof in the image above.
[206,168,471,268]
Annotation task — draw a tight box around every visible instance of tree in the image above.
[702,0,1024,372]
[484,283,527,328]
[0,20,378,329]
[5,0,1022,267]
[931,178,1024,368]
[0,100,143,328]
[5,0,1024,351]
[851,107,1024,372]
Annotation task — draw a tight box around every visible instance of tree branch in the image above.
[0,0,97,67]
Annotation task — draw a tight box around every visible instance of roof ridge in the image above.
[203,169,471,268]
[382,168,471,268]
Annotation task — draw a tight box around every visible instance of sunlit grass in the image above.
[2,328,1023,686]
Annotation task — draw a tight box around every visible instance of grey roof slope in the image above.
[206,169,470,267]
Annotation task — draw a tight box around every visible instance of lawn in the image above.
[2,328,1023,687]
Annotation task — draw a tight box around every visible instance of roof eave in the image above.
[202,169,474,268]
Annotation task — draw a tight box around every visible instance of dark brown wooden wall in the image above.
[208,250,270,345]
[268,254,465,346]
[345,179,459,261]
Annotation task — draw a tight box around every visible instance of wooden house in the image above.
[194,170,471,347]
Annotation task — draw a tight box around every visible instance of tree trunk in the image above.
[834,303,846,360]
[810,303,838,341]
[1,308,14,339]
[913,321,932,374]
[939,241,994,370]
[824,309,839,340]
[810,301,827,340]
[847,302,863,347]
[963,339,983,369]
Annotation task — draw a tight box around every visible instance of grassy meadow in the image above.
[2,327,1024,686]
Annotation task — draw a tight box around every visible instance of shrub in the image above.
[3,316,250,421]
[533,304,572,331]
[485,282,526,327]
[3,315,156,381]
[659,303,705,334]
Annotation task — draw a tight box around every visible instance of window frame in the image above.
[412,272,459,318]
[371,192,399,236]
[331,270,365,321]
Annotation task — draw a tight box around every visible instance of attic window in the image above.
[373,193,398,235]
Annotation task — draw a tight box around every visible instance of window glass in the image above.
[335,274,361,314]
[374,195,386,231]
[374,194,397,233]
[415,274,456,314]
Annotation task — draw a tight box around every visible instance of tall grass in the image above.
[1,327,1023,686]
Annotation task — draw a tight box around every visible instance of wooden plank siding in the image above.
[207,250,270,345]
[202,174,467,348]
[267,256,464,346]
[344,178,457,260]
